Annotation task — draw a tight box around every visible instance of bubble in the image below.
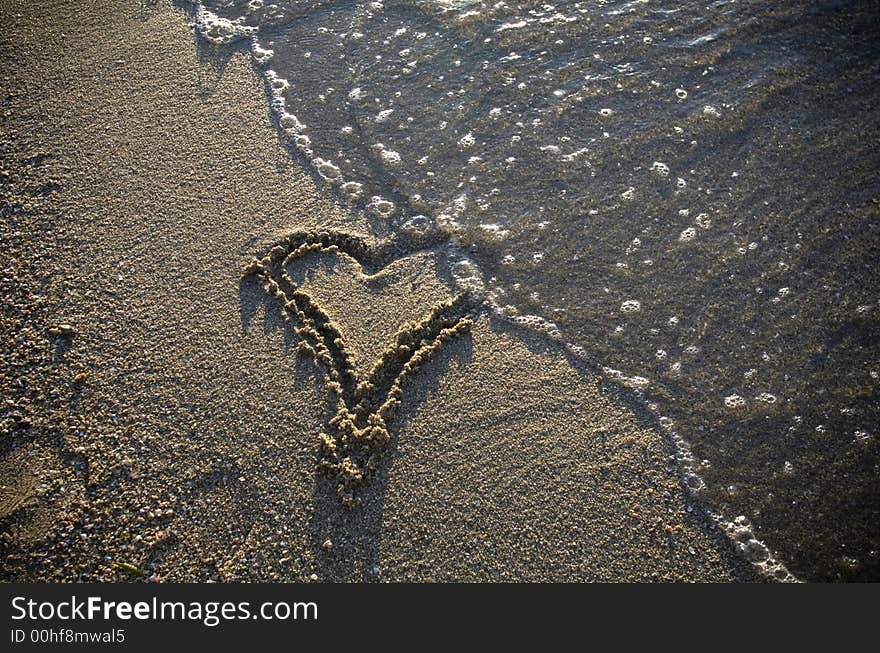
[375,109,395,123]
[451,259,477,278]
[279,113,306,132]
[479,223,510,240]
[348,87,365,101]
[401,214,433,236]
[501,254,516,265]
[679,226,697,242]
[695,213,712,229]
[458,132,476,149]
[854,430,872,442]
[196,7,256,45]
[602,366,650,388]
[309,158,340,182]
[651,161,670,177]
[656,349,668,360]
[724,394,747,409]
[252,41,274,64]
[684,471,705,491]
[367,196,395,217]
[340,181,363,198]
[450,257,485,294]
[294,134,312,154]
[512,314,562,338]
[703,105,721,117]
[599,108,614,117]
[675,88,688,100]
[621,299,642,313]
[265,70,289,93]
[379,148,402,166]
[756,393,777,404]
[743,539,770,563]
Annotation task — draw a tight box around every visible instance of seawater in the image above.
[190,0,879,581]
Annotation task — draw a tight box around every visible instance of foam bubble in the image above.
[378,147,402,166]
[313,158,342,182]
[196,6,256,45]
[340,181,363,198]
[279,113,306,132]
[651,161,670,177]
[720,516,796,581]
[621,299,642,313]
[375,108,395,123]
[458,132,476,149]
[602,366,650,388]
[449,256,485,294]
[512,314,561,338]
[724,394,747,409]
[367,196,395,217]
[401,214,434,235]
[479,223,510,240]
[265,70,289,93]
[695,213,712,229]
[252,41,274,64]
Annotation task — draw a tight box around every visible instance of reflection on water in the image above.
[194,0,880,580]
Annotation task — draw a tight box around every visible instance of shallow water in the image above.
[192,0,880,580]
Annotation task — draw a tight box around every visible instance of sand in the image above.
[0,0,756,581]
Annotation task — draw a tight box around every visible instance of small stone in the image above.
[52,323,76,336]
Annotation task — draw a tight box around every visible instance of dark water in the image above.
[193,0,880,580]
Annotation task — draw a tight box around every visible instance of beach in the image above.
[0,0,770,582]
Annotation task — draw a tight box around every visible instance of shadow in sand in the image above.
[307,335,474,581]
[172,1,247,99]
[238,230,476,580]
[237,228,758,581]
[238,273,299,351]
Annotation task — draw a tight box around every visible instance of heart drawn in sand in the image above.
[243,231,475,505]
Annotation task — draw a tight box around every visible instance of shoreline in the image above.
[0,0,757,582]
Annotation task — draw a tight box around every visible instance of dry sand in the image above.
[0,0,756,581]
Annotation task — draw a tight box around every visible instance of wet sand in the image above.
[0,0,756,581]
